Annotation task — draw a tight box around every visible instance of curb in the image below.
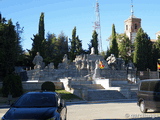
[0,104,10,108]
[66,99,137,105]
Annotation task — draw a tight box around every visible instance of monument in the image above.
[25,49,139,101]
[27,48,137,83]
[33,52,44,69]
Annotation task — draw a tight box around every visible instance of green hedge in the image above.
[2,74,23,97]
[41,81,55,91]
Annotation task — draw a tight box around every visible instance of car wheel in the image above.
[140,101,147,113]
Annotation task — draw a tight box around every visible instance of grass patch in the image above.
[55,89,83,101]
[0,89,83,104]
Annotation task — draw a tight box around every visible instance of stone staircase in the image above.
[88,90,126,101]
[130,90,138,99]
[68,79,139,101]
[71,84,105,90]
[111,81,138,99]
[70,82,127,101]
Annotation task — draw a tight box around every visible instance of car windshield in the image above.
[13,93,57,108]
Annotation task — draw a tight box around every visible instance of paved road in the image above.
[1,101,160,120]
[0,108,8,118]
[67,101,160,120]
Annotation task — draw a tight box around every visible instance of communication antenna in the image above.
[130,0,134,42]
[93,0,102,52]
[131,0,134,17]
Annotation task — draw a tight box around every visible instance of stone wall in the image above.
[0,81,64,91]
[100,70,128,81]
[137,71,159,80]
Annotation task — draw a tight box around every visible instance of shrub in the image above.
[41,81,55,91]
[2,74,23,97]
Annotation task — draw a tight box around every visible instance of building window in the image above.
[135,24,137,29]
[126,25,128,30]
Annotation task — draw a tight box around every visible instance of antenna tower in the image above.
[93,0,102,52]
[131,0,134,17]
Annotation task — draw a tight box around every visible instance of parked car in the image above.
[2,91,67,120]
[137,79,160,113]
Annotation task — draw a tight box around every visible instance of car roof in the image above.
[140,79,160,82]
[25,91,58,95]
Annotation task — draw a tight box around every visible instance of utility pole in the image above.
[93,0,102,52]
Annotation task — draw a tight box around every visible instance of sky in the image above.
[1,0,160,51]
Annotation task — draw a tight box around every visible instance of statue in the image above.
[95,60,99,69]
[81,55,88,69]
[75,60,82,70]
[127,60,135,70]
[48,62,54,70]
[58,54,69,69]
[116,58,125,70]
[33,52,43,69]
[63,54,68,64]
[92,60,101,78]
[106,54,117,70]
[90,47,95,55]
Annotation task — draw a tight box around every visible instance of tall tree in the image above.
[15,22,23,53]
[91,30,99,55]
[70,27,77,61]
[133,28,152,71]
[0,19,21,76]
[45,32,68,68]
[15,22,24,66]
[0,13,7,24]
[109,24,119,57]
[117,33,132,63]
[45,33,57,63]
[31,12,46,60]
[0,13,1,23]
[31,34,43,56]
[38,12,45,40]
[76,35,83,55]
[57,32,68,56]
[55,32,68,67]
[152,36,160,70]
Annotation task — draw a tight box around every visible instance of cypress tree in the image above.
[133,28,152,71]
[0,18,23,96]
[110,24,119,57]
[151,36,160,70]
[38,12,45,40]
[0,19,17,76]
[70,27,77,61]
[91,30,99,55]
[118,33,132,63]
[76,35,83,55]
[0,13,1,23]
[31,12,45,59]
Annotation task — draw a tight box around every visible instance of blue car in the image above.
[2,91,67,120]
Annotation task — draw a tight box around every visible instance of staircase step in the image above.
[87,90,126,101]
[130,91,137,99]
[71,84,105,90]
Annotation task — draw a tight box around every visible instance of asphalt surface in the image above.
[67,100,160,120]
[1,100,160,120]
